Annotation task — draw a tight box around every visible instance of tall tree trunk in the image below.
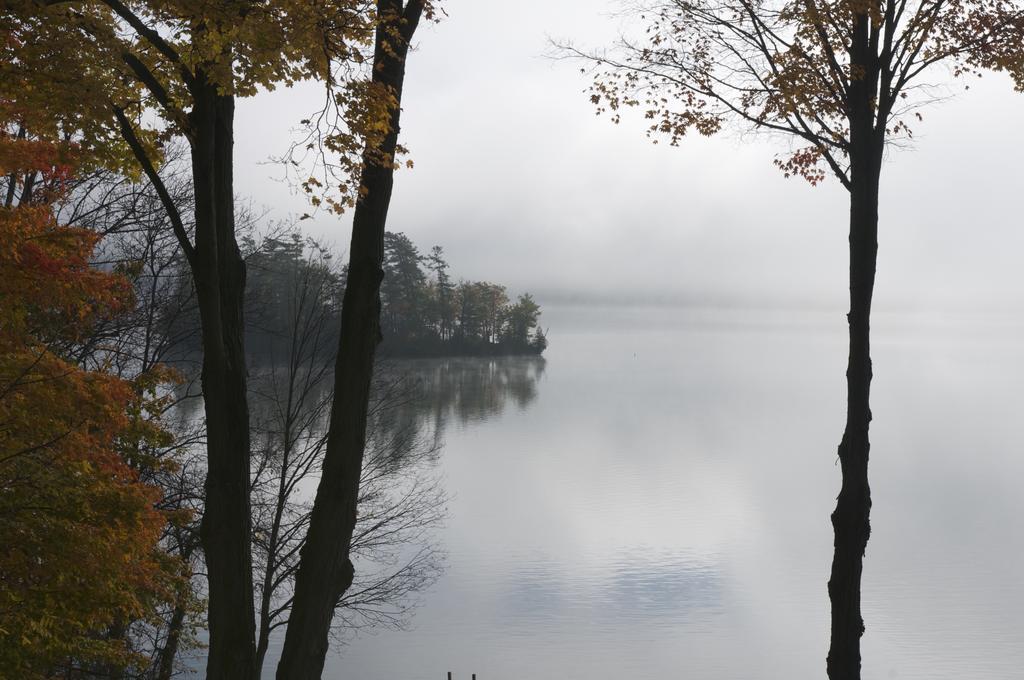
[275,2,424,678]
[826,110,883,680]
[191,74,258,680]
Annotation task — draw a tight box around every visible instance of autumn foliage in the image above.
[579,0,1024,186]
[0,133,175,678]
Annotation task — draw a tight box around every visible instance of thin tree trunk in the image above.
[256,418,293,674]
[826,115,883,680]
[825,12,885,676]
[191,74,258,680]
[255,498,281,674]
[275,3,424,678]
[154,530,195,680]
[154,591,189,680]
[20,170,36,204]
[255,567,274,674]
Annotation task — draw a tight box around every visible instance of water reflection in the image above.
[324,307,1024,680]
[179,307,1024,680]
[175,355,547,456]
[372,357,546,446]
[237,355,547,677]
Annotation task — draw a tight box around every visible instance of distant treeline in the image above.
[377,232,546,357]
[217,231,547,360]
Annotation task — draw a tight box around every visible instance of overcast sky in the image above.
[233,0,1024,314]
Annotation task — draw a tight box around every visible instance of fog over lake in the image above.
[245,303,1024,680]
[9,0,1024,676]
[228,7,1024,671]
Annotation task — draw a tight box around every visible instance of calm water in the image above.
[261,305,1024,679]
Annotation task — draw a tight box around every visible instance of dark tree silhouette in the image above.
[567,1,1024,677]
[378,234,547,356]
[3,2,436,675]
[276,3,433,678]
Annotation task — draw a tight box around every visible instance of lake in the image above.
[258,304,1024,679]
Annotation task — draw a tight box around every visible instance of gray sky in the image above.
[234,0,1024,314]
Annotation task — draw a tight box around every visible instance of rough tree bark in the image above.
[115,70,257,680]
[827,14,884,678]
[112,67,255,676]
[190,74,258,680]
[275,2,425,679]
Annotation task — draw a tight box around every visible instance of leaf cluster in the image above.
[573,0,1024,186]
[0,135,184,678]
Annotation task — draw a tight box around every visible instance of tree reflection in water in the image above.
[171,354,545,660]
[373,356,547,449]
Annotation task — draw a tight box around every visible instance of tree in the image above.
[503,293,541,347]
[379,236,545,356]
[572,1,1024,677]
[2,3,416,677]
[62,156,209,679]
[245,238,443,676]
[0,133,178,678]
[246,237,341,673]
[277,3,433,678]
[455,281,486,343]
[530,326,548,355]
[478,282,509,345]
[381,231,428,340]
[58,158,444,677]
[245,232,342,359]
[425,244,455,340]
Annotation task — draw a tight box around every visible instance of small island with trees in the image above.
[243,231,548,360]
